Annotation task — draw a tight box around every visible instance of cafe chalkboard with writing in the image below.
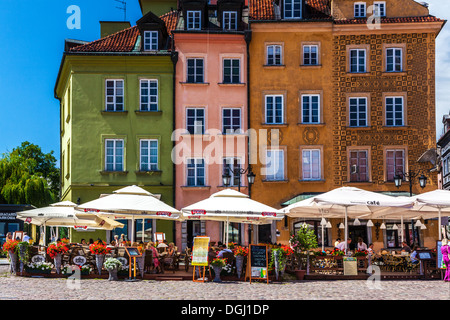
[247,244,269,284]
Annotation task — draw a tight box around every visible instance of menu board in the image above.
[343,257,358,276]
[192,236,210,267]
[125,247,142,257]
[249,244,268,283]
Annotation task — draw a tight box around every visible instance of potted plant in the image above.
[25,262,53,275]
[47,241,69,274]
[331,248,345,258]
[210,258,227,283]
[270,245,293,281]
[17,241,31,273]
[89,241,111,275]
[104,257,122,281]
[233,246,248,279]
[2,240,19,274]
[353,249,368,257]
[289,224,318,280]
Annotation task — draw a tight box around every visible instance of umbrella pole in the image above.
[131,216,135,243]
[439,207,442,241]
[344,206,348,255]
[401,216,404,243]
[226,217,229,247]
[142,219,145,242]
[321,213,324,252]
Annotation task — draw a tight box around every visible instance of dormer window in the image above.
[223,11,237,30]
[284,0,302,19]
[354,2,366,18]
[187,10,202,30]
[143,31,158,51]
[373,1,386,17]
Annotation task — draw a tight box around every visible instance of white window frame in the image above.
[350,49,366,73]
[373,1,386,17]
[386,48,402,72]
[266,45,283,66]
[385,96,404,127]
[223,11,237,30]
[303,45,319,65]
[187,10,201,30]
[186,58,204,83]
[186,158,206,186]
[265,149,285,181]
[105,139,124,171]
[265,95,284,124]
[143,31,158,51]
[139,139,158,171]
[284,0,302,19]
[349,97,368,127]
[222,108,241,134]
[302,149,321,180]
[139,79,158,111]
[223,58,241,84]
[301,94,320,124]
[354,2,366,18]
[105,79,124,111]
[186,108,205,134]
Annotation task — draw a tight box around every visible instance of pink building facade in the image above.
[173,0,250,250]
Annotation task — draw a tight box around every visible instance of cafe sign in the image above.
[0,212,17,220]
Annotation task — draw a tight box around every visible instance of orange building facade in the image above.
[248,0,445,250]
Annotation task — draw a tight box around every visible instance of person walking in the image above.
[441,238,450,282]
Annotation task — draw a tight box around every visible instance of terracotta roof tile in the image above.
[249,0,332,21]
[160,10,179,35]
[334,15,445,24]
[70,26,140,52]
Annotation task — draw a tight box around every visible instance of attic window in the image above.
[187,10,202,30]
[143,31,158,51]
[284,0,302,19]
[223,11,237,30]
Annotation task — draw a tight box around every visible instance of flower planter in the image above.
[95,254,105,275]
[26,269,52,275]
[235,255,245,279]
[107,267,119,281]
[54,254,62,274]
[212,266,223,283]
[8,251,18,275]
[294,269,306,280]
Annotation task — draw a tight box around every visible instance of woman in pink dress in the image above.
[147,242,161,273]
[441,239,450,281]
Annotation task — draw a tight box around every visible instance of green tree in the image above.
[0,142,60,207]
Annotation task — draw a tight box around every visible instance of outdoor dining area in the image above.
[1,186,450,282]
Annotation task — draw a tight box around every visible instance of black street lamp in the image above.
[222,164,256,197]
[393,168,428,245]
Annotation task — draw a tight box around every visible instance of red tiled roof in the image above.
[334,15,445,24]
[160,10,179,35]
[70,26,140,52]
[249,0,331,21]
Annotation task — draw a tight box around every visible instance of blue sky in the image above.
[0,0,449,163]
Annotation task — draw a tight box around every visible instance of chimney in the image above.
[100,21,131,38]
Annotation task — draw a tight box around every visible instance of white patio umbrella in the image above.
[283,187,414,253]
[76,185,181,243]
[16,201,124,245]
[181,189,284,246]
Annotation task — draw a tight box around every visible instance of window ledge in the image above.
[346,126,371,130]
[299,64,322,69]
[261,123,288,127]
[179,82,210,86]
[135,170,162,176]
[181,186,211,190]
[100,171,128,175]
[217,83,246,87]
[217,185,247,189]
[383,125,408,130]
[135,110,162,115]
[217,133,248,137]
[382,71,407,77]
[297,123,326,126]
[344,181,374,185]
[101,111,128,115]
[298,179,326,183]
[263,65,286,69]
[262,179,289,183]
[346,72,370,76]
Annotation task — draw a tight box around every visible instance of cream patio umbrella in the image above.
[76,185,181,243]
[283,187,415,253]
[16,201,124,245]
[181,189,284,246]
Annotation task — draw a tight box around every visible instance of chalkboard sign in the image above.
[248,244,269,284]
[125,247,142,257]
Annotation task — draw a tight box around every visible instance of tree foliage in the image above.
[0,142,60,207]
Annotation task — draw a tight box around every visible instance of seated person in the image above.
[217,245,233,258]
[146,242,161,273]
[401,241,412,253]
[410,246,419,264]
[167,243,175,256]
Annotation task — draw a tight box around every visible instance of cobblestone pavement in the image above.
[0,265,449,300]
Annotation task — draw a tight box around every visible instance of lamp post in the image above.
[222,164,256,245]
[393,169,428,245]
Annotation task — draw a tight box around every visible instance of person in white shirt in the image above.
[334,238,341,248]
[336,239,352,252]
[357,237,368,251]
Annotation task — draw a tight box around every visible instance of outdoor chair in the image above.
[144,249,154,273]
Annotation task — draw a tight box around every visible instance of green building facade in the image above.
[54,11,177,243]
